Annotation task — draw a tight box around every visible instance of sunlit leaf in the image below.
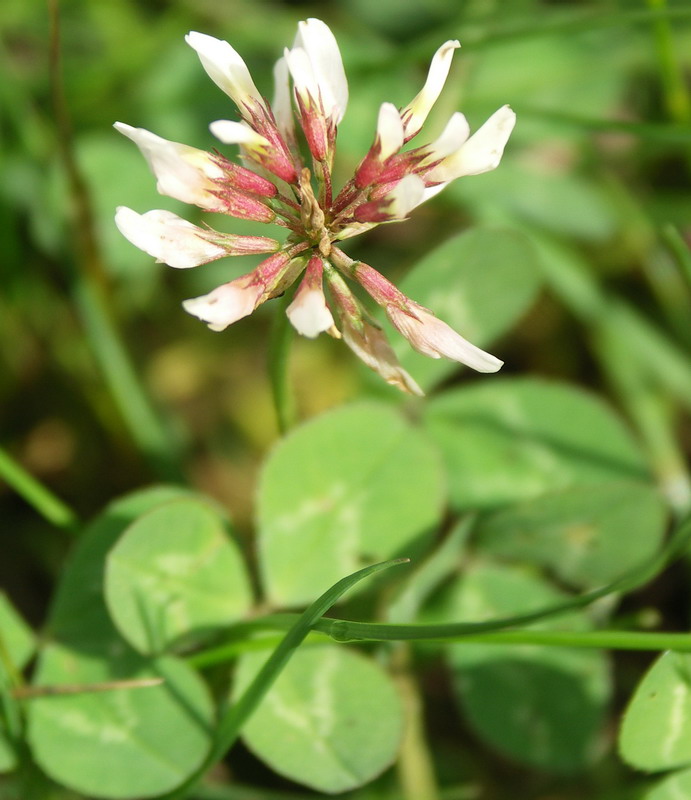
[258,403,445,606]
[0,593,35,772]
[234,645,403,793]
[47,486,196,647]
[26,487,215,797]
[644,767,691,800]
[105,498,252,654]
[27,646,213,799]
[620,652,691,771]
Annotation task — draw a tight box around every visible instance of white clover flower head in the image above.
[115,19,515,393]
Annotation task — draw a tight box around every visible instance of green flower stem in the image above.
[646,0,691,123]
[166,559,409,800]
[0,446,78,530]
[268,292,296,434]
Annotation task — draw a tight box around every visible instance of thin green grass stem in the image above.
[646,0,691,123]
[73,282,184,481]
[520,107,691,143]
[416,6,691,56]
[189,514,691,660]
[596,324,691,514]
[0,446,78,530]
[268,293,295,434]
[49,0,183,482]
[662,224,691,291]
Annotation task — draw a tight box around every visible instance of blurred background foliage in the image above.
[1,0,691,797]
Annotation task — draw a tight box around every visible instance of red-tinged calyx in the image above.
[213,155,278,197]
[211,185,276,223]
[246,106,298,184]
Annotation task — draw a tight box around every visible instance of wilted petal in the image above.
[114,207,227,268]
[185,31,264,115]
[286,256,334,338]
[401,40,460,139]
[342,318,424,396]
[387,305,503,373]
[114,122,223,210]
[427,105,516,182]
[294,18,348,123]
[182,280,263,332]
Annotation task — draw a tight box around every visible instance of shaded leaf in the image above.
[395,228,542,390]
[439,563,610,773]
[424,378,649,511]
[474,482,668,589]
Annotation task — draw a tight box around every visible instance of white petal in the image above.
[115,207,226,269]
[114,122,222,209]
[429,105,516,182]
[295,18,348,123]
[386,174,426,218]
[388,306,503,373]
[426,112,470,160]
[272,56,295,140]
[401,40,460,138]
[284,46,317,98]
[209,120,271,149]
[182,281,262,331]
[376,103,404,160]
[185,31,263,112]
[286,288,335,338]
